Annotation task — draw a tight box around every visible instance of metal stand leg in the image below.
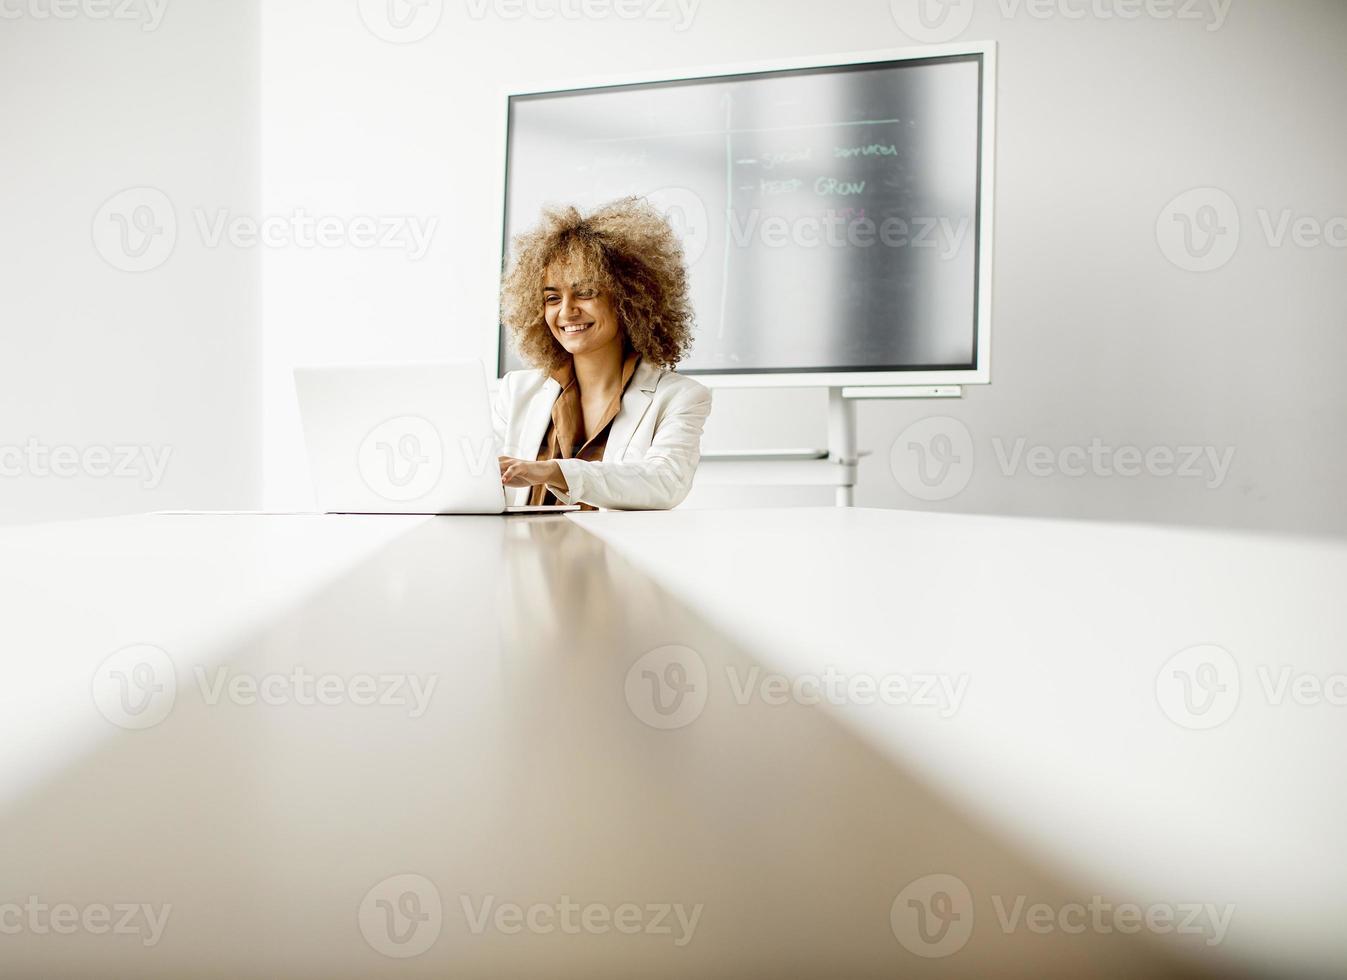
[827,388,858,508]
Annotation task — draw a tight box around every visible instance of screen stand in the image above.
[696,385,963,507]
[828,388,858,508]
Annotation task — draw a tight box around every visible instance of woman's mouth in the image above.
[561,322,592,335]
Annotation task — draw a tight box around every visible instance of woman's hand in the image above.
[498,457,568,491]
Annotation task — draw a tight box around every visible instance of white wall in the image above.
[1,0,261,525]
[253,0,1341,535]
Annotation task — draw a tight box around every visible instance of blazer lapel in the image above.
[605,360,660,460]
[517,378,561,462]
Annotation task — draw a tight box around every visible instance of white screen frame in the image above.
[493,41,997,390]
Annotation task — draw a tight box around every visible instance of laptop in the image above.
[293,360,578,515]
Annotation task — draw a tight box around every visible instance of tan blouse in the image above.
[529,350,642,510]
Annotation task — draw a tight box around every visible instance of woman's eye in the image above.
[544,295,559,304]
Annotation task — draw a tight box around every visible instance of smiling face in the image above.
[542,261,623,360]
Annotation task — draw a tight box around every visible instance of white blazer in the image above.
[492,359,713,510]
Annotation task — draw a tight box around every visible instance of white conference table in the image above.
[0,507,1342,978]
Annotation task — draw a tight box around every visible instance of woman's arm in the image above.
[495,370,572,494]
[548,383,713,511]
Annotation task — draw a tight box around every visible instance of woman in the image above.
[495,197,712,511]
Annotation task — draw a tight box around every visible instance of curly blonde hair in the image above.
[500,196,695,371]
